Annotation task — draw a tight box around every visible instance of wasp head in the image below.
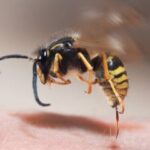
[34,48,51,84]
[37,48,49,62]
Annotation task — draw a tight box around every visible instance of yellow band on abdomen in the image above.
[109,66,125,76]
[113,74,128,83]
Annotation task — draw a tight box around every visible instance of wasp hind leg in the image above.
[77,52,96,94]
[102,52,125,114]
[102,52,125,138]
[52,53,71,85]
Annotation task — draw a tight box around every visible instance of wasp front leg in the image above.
[77,52,96,94]
[47,75,70,85]
[36,65,47,84]
[52,53,71,85]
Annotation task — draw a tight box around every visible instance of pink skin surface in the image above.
[0,112,149,150]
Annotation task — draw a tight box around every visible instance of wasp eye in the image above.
[38,49,47,61]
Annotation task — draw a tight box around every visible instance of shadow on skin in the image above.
[10,112,144,150]
[13,112,140,136]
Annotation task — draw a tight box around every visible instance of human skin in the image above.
[0,112,149,150]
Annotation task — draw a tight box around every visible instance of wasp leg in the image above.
[47,75,70,85]
[36,65,65,85]
[53,53,71,84]
[77,52,95,94]
[78,74,98,85]
[36,67,46,84]
[102,52,124,138]
[47,71,70,85]
[102,52,125,113]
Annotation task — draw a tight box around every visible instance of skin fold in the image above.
[0,112,149,150]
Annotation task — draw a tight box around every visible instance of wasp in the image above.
[0,3,143,138]
[0,35,128,136]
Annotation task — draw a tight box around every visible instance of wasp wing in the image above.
[71,1,145,62]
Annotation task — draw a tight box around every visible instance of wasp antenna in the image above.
[115,107,119,139]
[33,61,50,107]
[0,54,34,61]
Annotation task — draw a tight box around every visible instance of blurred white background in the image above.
[0,0,149,122]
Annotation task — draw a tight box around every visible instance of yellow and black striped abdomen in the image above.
[99,55,129,107]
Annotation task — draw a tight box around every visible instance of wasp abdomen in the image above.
[98,55,129,107]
